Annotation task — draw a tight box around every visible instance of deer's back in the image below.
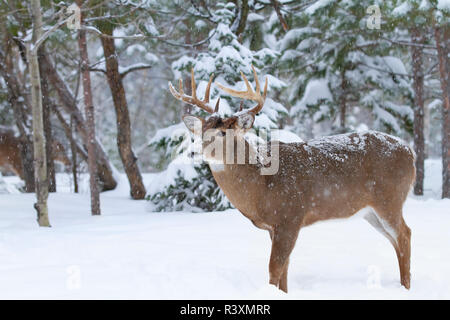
[260,131,415,226]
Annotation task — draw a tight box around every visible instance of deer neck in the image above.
[206,136,265,217]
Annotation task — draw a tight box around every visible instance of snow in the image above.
[419,0,431,10]
[113,28,126,47]
[148,122,187,147]
[247,13,265,23]
[0,162,449,299]
[438,0,450,10]
[290,79,333,116]
[280,28,320,51]
[146,155,198,196]
[144,52,159,64]
[195,20,207,30]
[423,159,443,198]
[393,2,412,16]
[264,74,286,90]
[274,130,304,143]
[144,18,159,36]
[216,46,246,66]
[373,104,401,133]
[125,44,146,55]
[380,56,408,76]
[118,62,154,75]
[0,173,19,194]
[305,0,333,14]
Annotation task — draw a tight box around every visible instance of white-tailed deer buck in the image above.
[169,66,416,292]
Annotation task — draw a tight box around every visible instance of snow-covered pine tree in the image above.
[147,1,287,212]
[376,0,449,196]
[387,0,438,195]
[277,0,413,138]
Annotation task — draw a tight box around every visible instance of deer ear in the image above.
[182,115,204,134]
[236,113,255,129]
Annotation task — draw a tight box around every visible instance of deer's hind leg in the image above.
[365,206,411,289]
[268,224,299,293]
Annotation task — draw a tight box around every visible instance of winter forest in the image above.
[0,0,449,299]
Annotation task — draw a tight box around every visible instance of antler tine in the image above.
[168,81,180,99]
[240,71,254,94]
[263,76,268,100]
[190,68,197,100]
[168,69,216,114]
[251,65,260,94]
[248,75,268,115]
[215,65,268,115]
[214,98,220,113]
[204,75,213,104]
[178,79,184,95]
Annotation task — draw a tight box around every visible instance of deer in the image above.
[168,66,416,293]
[0,128,71,179]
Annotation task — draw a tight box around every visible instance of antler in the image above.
[168,69,215,114]
[216,65,268,115]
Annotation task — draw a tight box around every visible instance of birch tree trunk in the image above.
[28,0,50,227]
[99,29,146,200]
[434,25,450,199]
[76,0,100,215]
[411,27,425,195]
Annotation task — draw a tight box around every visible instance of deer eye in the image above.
[220,131,226,137]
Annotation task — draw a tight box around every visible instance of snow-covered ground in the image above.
[0,160,449,299]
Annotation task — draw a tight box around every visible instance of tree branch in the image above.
[32,17,69,53]
[81,25,216,48]
[120,64,153,78]
[270,0,289,31]
[89,67,107,74]
[380,36,437,49]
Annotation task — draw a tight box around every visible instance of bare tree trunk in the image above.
[270,0,289,32]
[434,25,450,199]
[70,116,79,193]
[38,52,117,191]
[100,32,146,199]
[28,0,50,227]
[76,0,100,215]
[52,103,88,162]
[18,136,35,192]
[233,0,249,36]
[411,27,425,195]
[339,70,347,133]
[39,55,56,192]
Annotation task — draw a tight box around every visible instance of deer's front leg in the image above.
[268,224,299,293]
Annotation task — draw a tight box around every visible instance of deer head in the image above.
[169,66,268,164]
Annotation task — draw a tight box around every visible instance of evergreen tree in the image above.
[278,0,413,138]
[147,1,287,212]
